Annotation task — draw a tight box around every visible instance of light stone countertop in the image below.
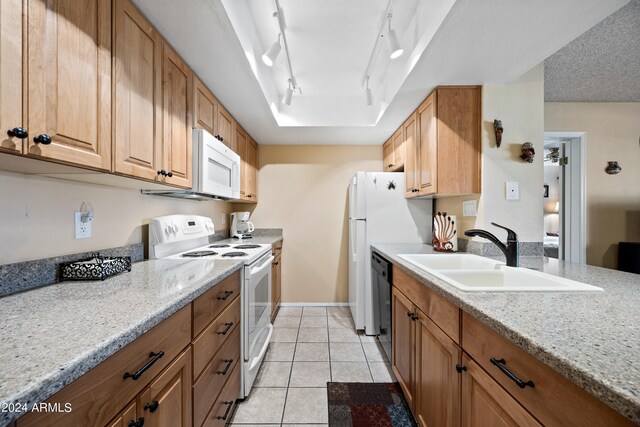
[0,258,243,427]
[371,243,640,424]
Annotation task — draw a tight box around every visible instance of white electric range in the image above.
[149,214,273,399]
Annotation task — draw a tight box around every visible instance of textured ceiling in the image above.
[545,0,640,102]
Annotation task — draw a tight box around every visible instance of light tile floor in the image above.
[230,305,396,426]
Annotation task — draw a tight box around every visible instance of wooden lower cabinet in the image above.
[391,263,635,427]
[461,355,541,427]
[414,311,461,427]
[105,401,138,427]
[201,361,241,427]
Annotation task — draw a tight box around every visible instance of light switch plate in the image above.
[463,200,477,216]
[506,181,519,201]
[74,212,92,239]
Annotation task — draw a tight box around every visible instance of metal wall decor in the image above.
[433,212,457,252]
[605,161,622,175]
[493,120,503,147]
[520,142,535,163]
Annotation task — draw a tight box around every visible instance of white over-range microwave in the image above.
[142,129,240,200]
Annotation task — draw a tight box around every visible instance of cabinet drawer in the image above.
[193,326,241,427]
[393,265,460,343]
[18,305,191,427]
[193,295,241,380]
[201,361,241,427]
[462,313,633,427]
[193,271,241,337]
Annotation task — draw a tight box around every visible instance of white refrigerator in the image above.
[348,172,433,335]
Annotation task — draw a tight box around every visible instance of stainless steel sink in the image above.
[398,254,603,292]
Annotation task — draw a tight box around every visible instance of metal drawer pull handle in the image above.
[490,357,534,389]
[218,322,233,335]
[123,351,165,380]
[128,417,144,427]
[216,401,234,420]
[217,290,234,301]
[143,400,159,413]
[217,359,233,375]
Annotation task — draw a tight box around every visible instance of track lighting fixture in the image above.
[386,15,403,59]
[365,76,373,106]
[262,34,281,67]
[283,79,293,106]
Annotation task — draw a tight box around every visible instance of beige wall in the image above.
[242,145,381,304]
[0,171,232,264]
[437,64,545,243]
[545,102,640,268]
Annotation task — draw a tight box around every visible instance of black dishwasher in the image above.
[372,251,392,361]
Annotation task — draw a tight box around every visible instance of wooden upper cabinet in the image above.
[236,125,248,196]
[382,138,393,171]
[26,0,111,170]
[193,76,217,136]
[113,0,162,181]
[162,43,193,189]
[0,0,24,154]
[216,103,235,152]
[392,127,405,170]
[245,138,258,201]
[405,86,481,198]
[402,113,417,196]
[417,91,437,195]
[436,87,481,194]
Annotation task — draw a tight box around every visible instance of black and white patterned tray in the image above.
[59,254,132,281]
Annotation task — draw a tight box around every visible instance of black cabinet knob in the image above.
[157,169,166,176]
[455,364,467,373]
[128,418,144,427]
[166,170,173,178]
[33,134,52,145]
[7,127,28,139]
[144,400,159,413]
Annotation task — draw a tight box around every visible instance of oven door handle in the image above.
[249,255,274,277]
[248,323,273,371]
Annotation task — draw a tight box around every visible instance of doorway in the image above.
[543,132,586,264]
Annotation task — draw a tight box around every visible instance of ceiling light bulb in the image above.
[283,85,293,106]
[262,37,282,67]
[387,29,403,59]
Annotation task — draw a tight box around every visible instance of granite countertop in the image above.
[371,243,640,424]
[0,258,243,426]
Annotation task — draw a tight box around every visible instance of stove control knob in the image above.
[172,223,179,233]
[164,225,171,235]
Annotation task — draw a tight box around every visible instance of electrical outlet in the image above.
[221,213,226,225]
[463,200,477,216]
[75,212,92,239]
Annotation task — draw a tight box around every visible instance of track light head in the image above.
[386,28,403,59]
[365,76,373,106]
[262,35,282,67]
[283,80,293,105]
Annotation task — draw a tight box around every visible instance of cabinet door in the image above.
[414,309,461,427]
[106,400,139,427]
[245,138,258,201]
[391,287,415,409]
[216,104,235,152]
[402,117,415,197]
[162,43,192,189]
[0,0,24,154]
[138,348,192,427]
[236,125,248,198]
[382,139,394,171]
[417,91,437,195]
[461,355,541,427]
[26,0,111,170]
[113,0,162,180]
[392,128,405,170]
[193,76,217,136]
[271,253,281,321]
[436,87,481,194]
